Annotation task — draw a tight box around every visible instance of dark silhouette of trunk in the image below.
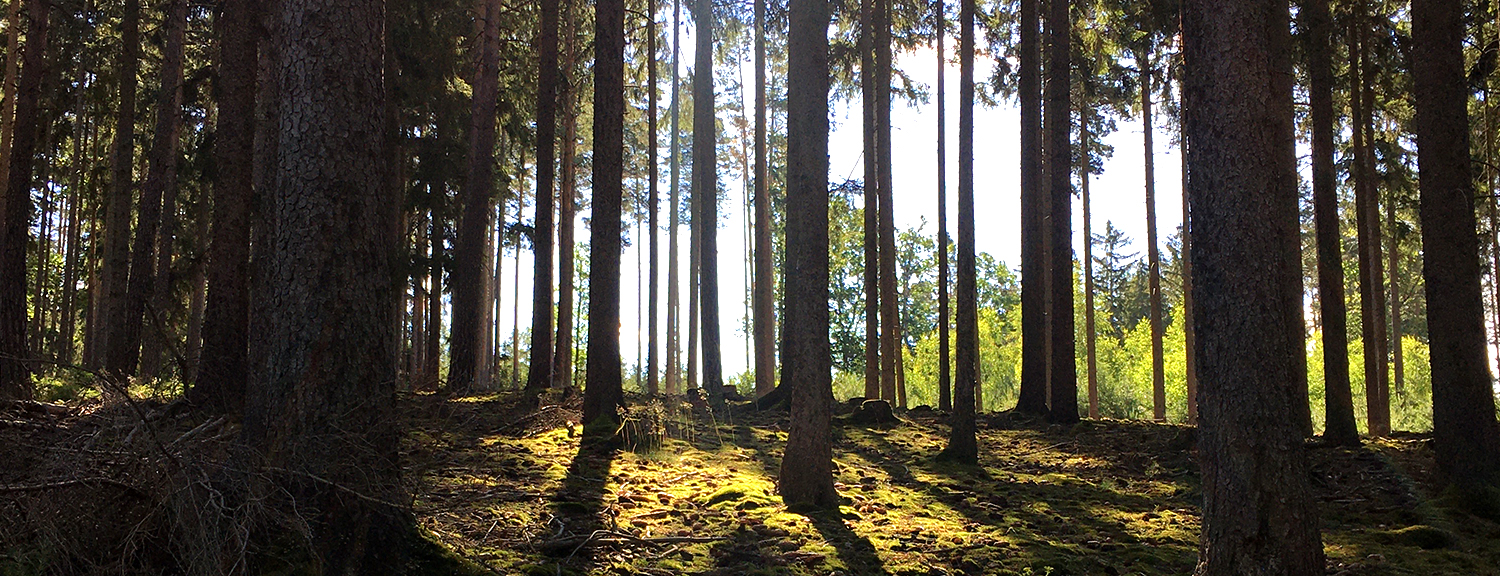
[1411,0,1500,490]
[1141,52,1165,422]
[779,0,834,506]
[1350,8,1389,437]
[1015,0,1046,415]
[119,0,187,378]
[184,206,209,381]
[1303,0,1358,446]
[554,7,578,390]
[1179,74,1197,425]
[876,0,898,404]
[665,0,682,395]
[1082,107,1098,419]
[525,0,560,395]
[1044,0,1077,425]
[196,0,260,412]
[693,0,724,400]
[1183,1,1325,572]
[97,0,139,374]
[138,137,183,381]
[450,0,501,394]
[936,0,950,412]
[0,0,21,193]
[424,209,443,387]
[0,0,47,400]
[1386,191,1403,393]
[583,0,625,430]
[58,97,87,363]
[860,0,879,401]
[752,0,773,398]
[647,0,661,396]
[939,0,976,463]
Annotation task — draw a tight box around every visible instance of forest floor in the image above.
[407,392,1500,576]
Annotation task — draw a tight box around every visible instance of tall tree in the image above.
[0,0,48,400]
[1349,3,1389,437]
[1303,0,1357,445]
[1044,0,1077,424]
[860,0,879,401]
[450,0,502,393]
[97,0,140,374]
[693,0,725,399]
[1411,0,1500,490]
[554,6,578,390]
[779,0,834,507]
[876,0,898,404]
[118,0,189,377]
[935,0,950,412]
[240,0,410,566]
[1082,104,1098,419]
[648,0,661,396]
[1140,51,1165,422]
[1015,0,1046,415]
[1184,0,1325,572]
[583,0,625,430]
[752,0,774,397]
[0,0,22,199]
[665,0,682,395]
[938,0,976,463]
[525,0,561,396]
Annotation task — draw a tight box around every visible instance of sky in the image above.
[484,39,1184,382]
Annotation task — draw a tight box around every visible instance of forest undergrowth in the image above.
[2,391,1498,575]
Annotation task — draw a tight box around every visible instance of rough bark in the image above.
[1303,0,1358,446]
[1015,0,1046,415]
[647,0,660,396]
[938,0,976,464]
[1044,0,1077,425]
[860,0,879,401]
[693,0,724,400]
[0,0,47,400]
[525,0,560,395]
[583,0,625,430]
[0,0,22,192]
[449,0,502,394]
[1183,0,1325,572]
[779,0,834,507]
[97,0,139,374]
[1411,0,1500,490]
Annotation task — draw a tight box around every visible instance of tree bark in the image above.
[647,0,661,396]
[693,0,724,400]
[583,0,625,429]
[752,0,773,398]
[1411,0,1500,490]
[1386,187,1403,393]
[1180,66,1197,425]
[0,0,23,192]
[860,0,879,401]
[554,8,578,390]
[1303,0,1358,445]
[1183,0,1325,572]
[97,0,139,375]
[525,0,561,395]
[1044,0,1077,425]
[665,0,682,395]
[0,0,47,400]
[1015,0,1046,415]
[939,0,977,464]
[779,0,834,507]
[1142,53,1165,422]
[936,0,950,412]
[876,0,898,404]
[450,0,501,394]
[1083,109,1098,419]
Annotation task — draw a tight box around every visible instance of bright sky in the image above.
[489,41,1183,381]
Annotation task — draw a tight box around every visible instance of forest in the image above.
[1,0,1500,573]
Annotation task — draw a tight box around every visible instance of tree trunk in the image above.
[1350,8,1389,437]
[0,0,47,400]
[1083,110,1098,419]
[860,0,879,401]
[583,0,625,429]
[779,0,834,506]
[525,0,560,395]
[647,0,661,396]
[752,0,773,398]
[1142,53,1165,422]
[450,0,501,394]
[936,0,950,412]
[554,9,577,390]
[1183,0,1325,572]
[97,0,139,374]
[125,0,187,380]
[425,209,442,387]
[665,0,682,395]
[1386,188,1403,393]
[240,0,411,565]
[1304,0,1358,446]
[411,211,427,379]
[1044,0,1077,425]
[876,0,898,404]
[939,0,977,464]
[0,0,23,192]
[1015,0,1046,415]
[184,203,209,381]
[1411,0,1500,490]
[57,76,88,364]
[694,0,724,400]
[1179,62,1198,426]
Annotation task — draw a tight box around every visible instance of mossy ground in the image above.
[405,394,1500,576]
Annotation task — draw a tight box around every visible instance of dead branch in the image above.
[0,476,149,498]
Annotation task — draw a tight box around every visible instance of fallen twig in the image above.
[0,476,149,498]
[539,529,725,555]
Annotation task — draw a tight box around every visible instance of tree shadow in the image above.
[804,508,890,576]
[544,436,619,572]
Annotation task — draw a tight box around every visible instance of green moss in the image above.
[1384,525,1456,549]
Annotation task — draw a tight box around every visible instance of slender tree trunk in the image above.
[138,150,181,381]
[525,0,561,395]
[127,0,187,381]
[554,10,577,390]
[425,209,443,387]
[1015,0,1046,415]
[412,211,427,379]
[860,0,879,401]
[30,157,50,356]
[687,104,700,389]
[694,0,724,400]
[1141,53,1165,422]
[1411,0,1500,490]
[1184,1,1325,572]
[939,0,977,463]
[97,0,139,374]
[1386,184,1403,393]
[1044,0,1077,424]
[0,0,22,190]
[647,0,661,395]
[1180,74,1197,425]
[511,187,522,388]
[450,0,502,393]
[1304,0,1358,445]
[752,0,773,398]
[0,0,46,400]
[936,0,950,412]
[778,0,833,506]
[1083,111,1098,419]
[665,0,682,395]
[876,0,898,404]
[184,202,208,381]
[58,80,87,363]
[1350,8,1389,436]
[583,0,625,429]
